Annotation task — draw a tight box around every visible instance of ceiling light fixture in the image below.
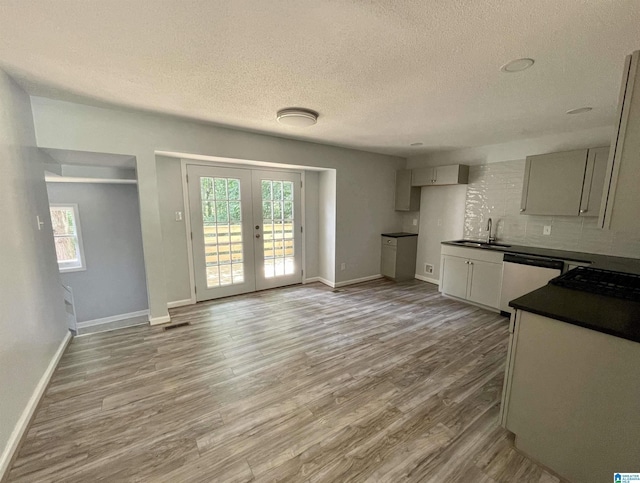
[410,142,423,147]
[566,107,593,115]
[500,58,535,73]
[276,108,318,127]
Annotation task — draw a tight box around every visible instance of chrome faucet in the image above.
[486,217,496,244]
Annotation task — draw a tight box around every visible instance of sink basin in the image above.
[449,240,512,249]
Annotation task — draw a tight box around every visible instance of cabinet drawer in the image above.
[382,237,397,247]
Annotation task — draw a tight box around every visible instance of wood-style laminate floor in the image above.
[7,279,564,482]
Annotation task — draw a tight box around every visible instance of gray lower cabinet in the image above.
[441,254,502,309]
[394,169,421,211]
[380,235,417,281]
[501,310,640,483]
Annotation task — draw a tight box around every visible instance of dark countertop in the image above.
[382,232,418,238]
[441,240,640,275]
[441,239,640,344]
[510,285,640,344]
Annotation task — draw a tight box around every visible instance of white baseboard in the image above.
[316,277,335,288]
[167,299,193,309]
[149,315,171,326]
[415,274,440,285]
[302,277,321,284]
[334,274,383,288]
[76,309,149,329]
[0,331,72,479]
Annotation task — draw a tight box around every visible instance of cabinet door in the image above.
[395,170,420,211]
[440,255,469,299]
[411,167,435,186]
[381,244,397,278]
[468,259,503,308]
[580,147,609,217]
[433,165,469,185]
[520,149,588,216]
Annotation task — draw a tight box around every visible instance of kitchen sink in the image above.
[449,240,512,249]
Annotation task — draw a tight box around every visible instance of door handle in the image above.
[255,225,260,229]
[255,234,261,238]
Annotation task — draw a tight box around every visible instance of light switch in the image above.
[175,211,183,222]
[543,225,552,235]
[412,218,418,226]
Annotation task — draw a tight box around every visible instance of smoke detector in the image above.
[276,108,318,127]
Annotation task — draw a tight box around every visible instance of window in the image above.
[49,204,86,272]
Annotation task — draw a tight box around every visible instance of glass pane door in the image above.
[252,171,302,291]
[188,165,255,301]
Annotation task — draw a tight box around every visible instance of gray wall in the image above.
[319,170,337,282]
[0,71,67,472]
[47,182,148,322]
[156,157,192,303]
[31,97,404,319]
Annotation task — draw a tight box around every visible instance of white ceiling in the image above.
[1,1,639,157]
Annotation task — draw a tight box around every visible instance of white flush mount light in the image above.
[566,107,593,115]
[276,108,318,127]
[410,142,423,147]
[500,58,535,73]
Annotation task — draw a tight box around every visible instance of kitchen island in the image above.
[500,276,640,483]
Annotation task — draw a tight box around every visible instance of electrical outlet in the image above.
[543,225,552,236]
[175,211,183,221]
[437,219,443,227]
[425,263,434,274]
[412,218,418,226]
[340,262,346,271]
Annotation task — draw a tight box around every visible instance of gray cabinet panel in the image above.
[520,149,588,216]
[411,165,469,187]
[467,260,502,307]
[580,147,609,217]
[395,170,421,211]
[411,167,435,186]
[381,236,417,281]
[441,255,469,299]
[434,164,469,185]
[600,51,640,232]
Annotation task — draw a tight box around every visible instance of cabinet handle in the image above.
[520,208,525,212]
[580,209,587,213]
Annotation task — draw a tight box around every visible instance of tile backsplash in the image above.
[464,160,640,259]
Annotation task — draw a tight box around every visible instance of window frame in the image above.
[49,203,86,273]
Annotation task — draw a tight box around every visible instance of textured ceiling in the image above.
[1,0,639,156]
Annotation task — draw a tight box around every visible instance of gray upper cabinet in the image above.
[394,170,421,211]
[600,50,640,232]
[520,149,589,216]
[580,147,609,217]
[411,164,469,187]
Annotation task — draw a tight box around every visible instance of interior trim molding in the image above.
[334,274,383,288]
[167,299,193,309]
[415,274,440,285]
[76,310,149,329]
[149,315,171,326]
[0,331,72,480]
[302,277,321,284]
[316,277,335,288]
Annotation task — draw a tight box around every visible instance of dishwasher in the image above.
[499,253,564,315]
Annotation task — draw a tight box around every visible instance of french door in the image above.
[187,165,302,302]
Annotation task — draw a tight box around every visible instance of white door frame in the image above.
[180,157,306,305]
